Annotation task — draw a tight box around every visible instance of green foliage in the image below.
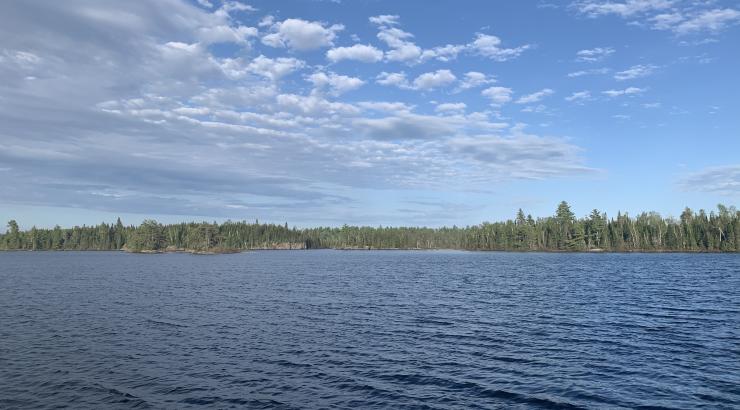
[1,203,738,253]
[127,220,165,252]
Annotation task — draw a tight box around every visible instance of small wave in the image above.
[146,319,189,328]
[181,396,290,408]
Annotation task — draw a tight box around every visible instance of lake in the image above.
[1,251,738,409]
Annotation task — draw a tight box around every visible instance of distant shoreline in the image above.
[0,248,733,254]
[3,203,738,253]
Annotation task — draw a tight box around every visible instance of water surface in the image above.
[1,251,738,409]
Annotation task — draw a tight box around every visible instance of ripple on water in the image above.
[0,251,738,409]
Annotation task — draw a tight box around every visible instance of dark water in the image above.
[1,251,738,409]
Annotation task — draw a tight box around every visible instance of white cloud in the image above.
[565,91,592,102]
[574,0,674,18]
[603,87,645,97]
[375,27,411,45]
[681,165,740,196]
[5,50,41,67]
[469,34,530,61]
[420,44,466,62]
[650,12,684,30]
[516,88,554,104]
[369,15,528,64]
[370,15,422,63]
[246,55,305,81]
[568,68,610,77]
[449,127,594,179]
[357,101,414,113]
[276,93,359,116]
[326,44,383,63]
[376,70,457,91]
[521,104,548,113]
[574,2,740,36]
[481,86,513,105]
[197,24,258,45]
[217,1,257,14]
[456,71,495,91]
[368,15,400,26]
[671,9,740,35]
[413,69,457,90]
[258,15,274,27]
[435,102,466,113]
[376,71,410,88]
[385,42,423,62]
[614,64,657,80]
[0,1,598,224]
[155,42,223,78]
[173,106,210,116]
[353,114,454,140]
[262,18,344,50]
[575,47,614,62]
[307,71,364,96]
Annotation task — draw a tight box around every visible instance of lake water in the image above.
[1,251,738,409]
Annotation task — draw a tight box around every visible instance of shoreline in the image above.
[0,248,734,254]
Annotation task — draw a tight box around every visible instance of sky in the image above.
[0,0,739,229]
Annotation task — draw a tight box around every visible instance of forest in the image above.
[1,202,739,253]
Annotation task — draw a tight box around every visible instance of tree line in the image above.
[1,202,739,252]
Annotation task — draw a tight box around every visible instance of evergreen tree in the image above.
[2,203,738,253]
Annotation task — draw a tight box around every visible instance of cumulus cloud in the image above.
[385,42,423,63]
[573,1,740,36]
[376,70,457,91]
[215,1,257,15]
[448,126,594,179]
[197,24,258,45]
[575,47,614,62]
[368,14,399,26]
[376,71,411,88]
[369,15,529,64]
[307,71,364,96]
[357,101,414,113]
[455,71,496,91]
[668,9,740,35]
[573,0,673,18]
[614,64,657,80]
[435,102,466,113]
[420,44,467,62]
[565,91,592,103]
[568,68,610,77]
[326,44,383,63]
[650,12,685,30]
[469,34,530,61]
[681,165,740,196]
[275,93,359,116]
[370,15,422,63]
[516,88,554,104]
[262,18,344,50]
[603,87,645,97]
[353,114,454,140]
[246,55,305,81]
[481,86,514,105]
[0,1,596,224]
[412,69,457,90]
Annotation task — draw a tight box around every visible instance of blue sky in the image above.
[1,0,739,229]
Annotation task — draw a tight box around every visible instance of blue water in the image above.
[1,251,738,409]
